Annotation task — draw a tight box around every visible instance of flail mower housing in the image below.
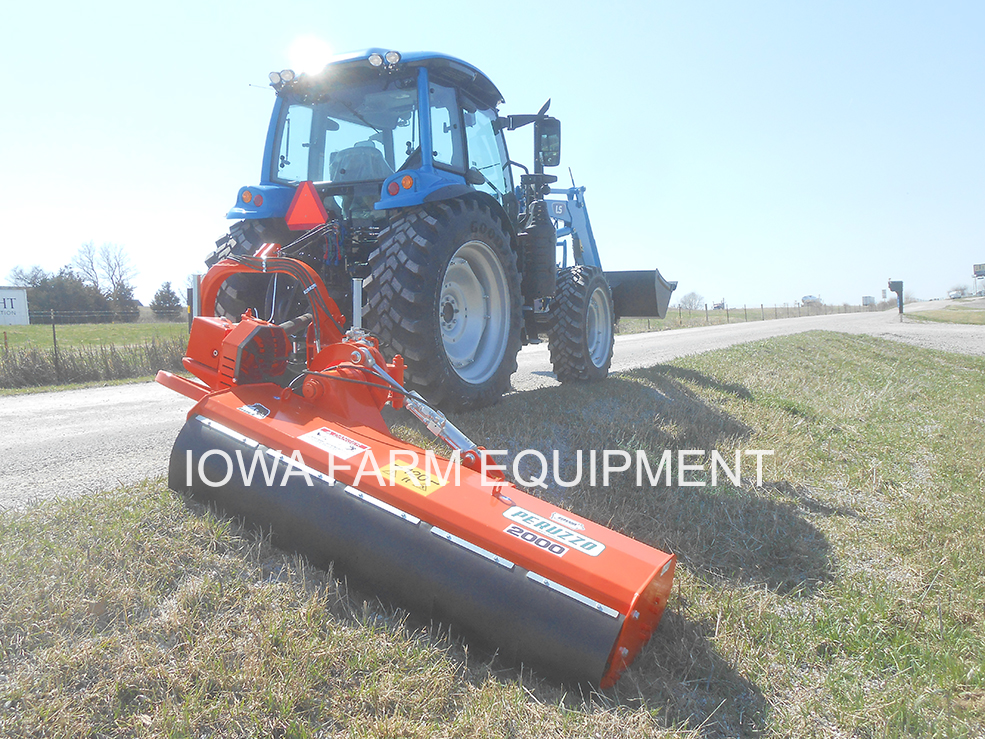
[158,252,676,687]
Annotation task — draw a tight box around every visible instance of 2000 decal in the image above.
[504,524,569,557]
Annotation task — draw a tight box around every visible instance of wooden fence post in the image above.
[51,309,60,383]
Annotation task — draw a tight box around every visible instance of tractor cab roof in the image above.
[280,48,505,110]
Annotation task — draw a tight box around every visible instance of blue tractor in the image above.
[208,49,676,410]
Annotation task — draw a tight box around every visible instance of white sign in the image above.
[298,426,370,459]
[0,287,28,325]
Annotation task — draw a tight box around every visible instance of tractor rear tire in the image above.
[547,266,615,382]
[364,198,521,411]
[207,220,293,320]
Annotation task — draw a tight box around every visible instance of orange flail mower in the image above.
[157,252,675,687]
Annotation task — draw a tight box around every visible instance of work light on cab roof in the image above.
[368,50,402,68]
[268,69,295,87]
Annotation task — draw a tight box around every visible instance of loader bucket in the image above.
[605,268,678,319]
[166,383,675,687]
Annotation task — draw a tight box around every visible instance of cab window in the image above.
[429,83,465,172]
[464,107,511,200]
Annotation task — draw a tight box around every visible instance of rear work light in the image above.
[369,51,401,69]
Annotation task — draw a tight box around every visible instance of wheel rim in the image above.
[586,285,614,368]
[439,240,510,384]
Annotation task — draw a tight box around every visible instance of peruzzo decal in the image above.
[504,524,568,557]
[503,506,605,556]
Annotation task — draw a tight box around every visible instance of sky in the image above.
[1,1,983,308]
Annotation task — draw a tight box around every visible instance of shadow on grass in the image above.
[169,362,838,737]
[648,485,836,594]
[452,606,769,737]
[637,363,755,401]
[448,366,841,734]
[615,610,768,737]
[460,371,837,595]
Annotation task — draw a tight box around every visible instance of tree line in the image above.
[8,242,183,323]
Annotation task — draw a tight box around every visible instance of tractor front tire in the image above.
[208,220,293,320]
[547,266,615,382]
[364,199,521,411]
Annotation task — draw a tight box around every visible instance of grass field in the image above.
[0,321,188,391]
[2,332,983,737]
[1,320,187,351]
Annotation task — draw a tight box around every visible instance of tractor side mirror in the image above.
[535,117,561,168]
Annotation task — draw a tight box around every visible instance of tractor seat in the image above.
[329,143,393,182]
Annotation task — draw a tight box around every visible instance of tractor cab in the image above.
[230,50,517,227]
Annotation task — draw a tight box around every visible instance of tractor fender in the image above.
[422,183,476,203]
[225,183,296,221]
[377,176,518,253]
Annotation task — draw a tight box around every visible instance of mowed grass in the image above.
[910,306,985,325]
[2,332,984,737]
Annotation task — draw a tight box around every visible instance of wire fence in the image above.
[3,299,891,388]
[2,308,187,388]
[617,301,891,333]
[26,309,177,324]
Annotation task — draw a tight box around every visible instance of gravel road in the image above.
[2,303,981,509]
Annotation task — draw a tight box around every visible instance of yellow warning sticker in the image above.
[380,464,447,496]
